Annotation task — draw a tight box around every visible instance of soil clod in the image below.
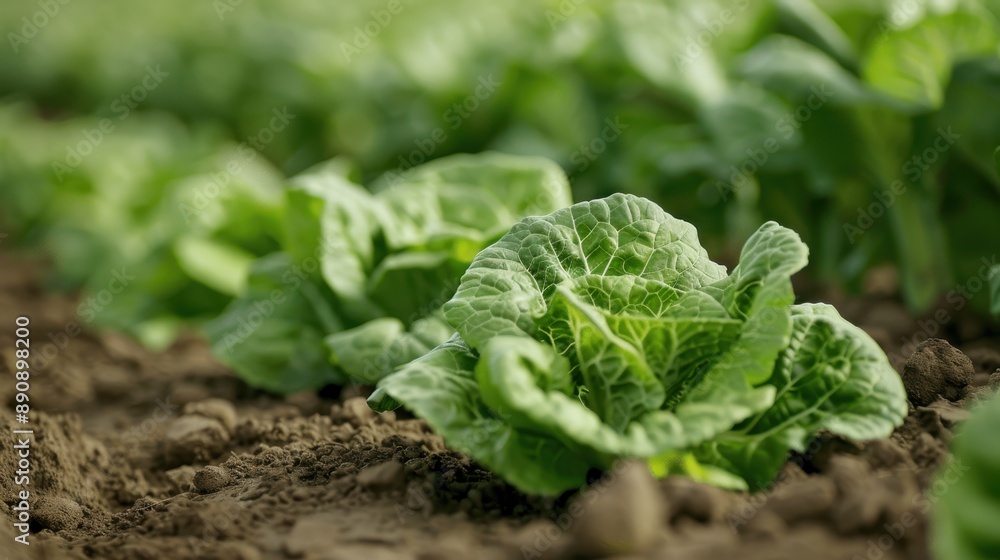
[357,460,406,492]
[334,397,377,427]
[570,461,664,557]
[162,415,230,466]
[763,477,836,524]
[184,398,238,434]
[901,338,974,406]
[33,496,83,532]
[194,466,232,494]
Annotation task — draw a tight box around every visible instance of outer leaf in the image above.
[695,303,908,489]
[374,152,574,251]
[173,235,254,297]
[204,253,347,394]
[671,222,809,444]
[286,163,383,323]
[863,6,999,109]
[375,335,593,494]
[326,318,404,385]
[328,313,452,385]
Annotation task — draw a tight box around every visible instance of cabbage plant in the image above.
[372,193,907,494]
[205,153,572,394]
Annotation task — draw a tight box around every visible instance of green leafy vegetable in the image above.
[374,193,907,495]
[203,253,346,394]
[933,392,1000,560]
[206,153,572,393]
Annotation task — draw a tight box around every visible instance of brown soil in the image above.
[1,252,998,560]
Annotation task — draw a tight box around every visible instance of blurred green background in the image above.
[1,0,999,345]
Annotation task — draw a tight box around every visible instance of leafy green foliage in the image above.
[2,0,999,313]
[0,105,285,348]
[374,193,907,495]
[933,392,1000,560]
[206,153,572,393]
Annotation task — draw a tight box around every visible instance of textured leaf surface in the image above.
[215,153,574,394]
[378,193,907,495]
[445,193,727,349]
[204,253,346,394]
[695,303,907,489]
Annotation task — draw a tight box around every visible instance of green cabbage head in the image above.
[372,193,907,495]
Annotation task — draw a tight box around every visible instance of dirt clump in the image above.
[162,414,231,467]
[901,338,974,406]
[185,398,238,433]
[33,495,84,532]
[357,460,406,492]
[662,476,735,524]
[194,465,232,494]
[760,477,836,524]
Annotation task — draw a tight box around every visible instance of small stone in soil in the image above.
[162,415,230,466]
[861,439,913,471]
[919,400,972,428]
[165,465,197,493]
[334,397,376,427]
[357,460,406,492]
[763,477,836,524]
[662,476,733,524]
[183,398,238,434]
[570,461,664,557]
[740,509,787,540]
[33,496,83,532]
[902,338,974,406]
[194,465,231,494]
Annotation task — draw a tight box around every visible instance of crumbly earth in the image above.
[0,252,997,560]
